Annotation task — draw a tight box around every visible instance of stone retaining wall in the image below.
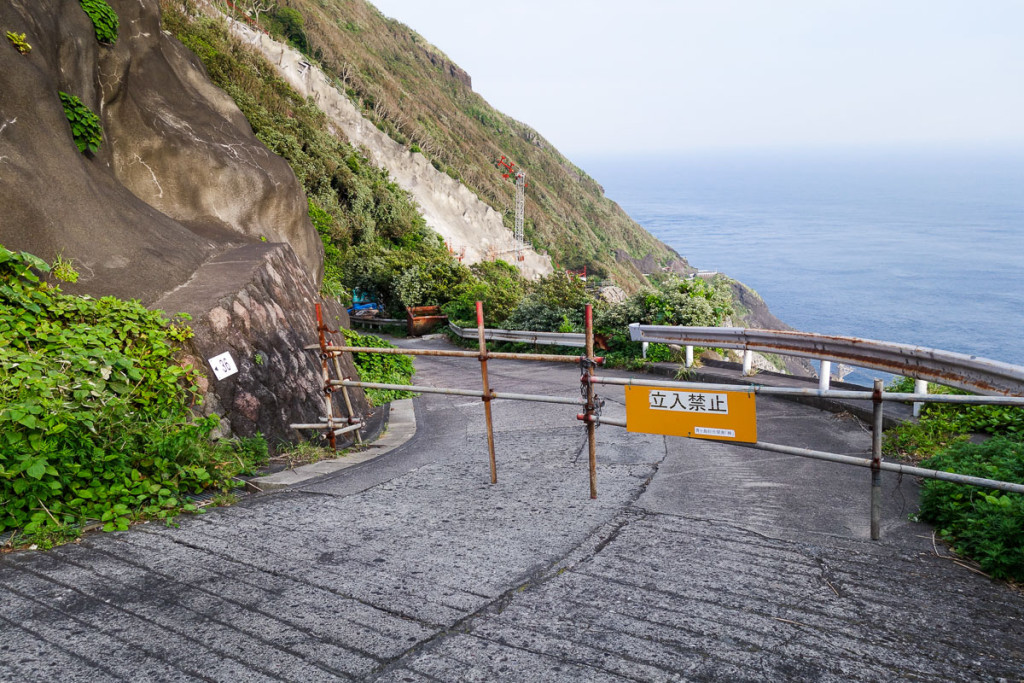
[153,242,372,449]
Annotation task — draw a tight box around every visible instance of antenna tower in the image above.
[496,155,528,261]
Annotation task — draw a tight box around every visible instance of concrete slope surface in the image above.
[1,337,1022,681]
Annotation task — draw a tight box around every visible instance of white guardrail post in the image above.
[913,378,928,417]
[819,360,831,392]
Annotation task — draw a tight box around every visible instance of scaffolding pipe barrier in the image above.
[584,304,598,499]
[587,376,1024,405]
[312,344,604,366]
[478,301,498,484]
[333,380,581,406]
[871,379,884,540]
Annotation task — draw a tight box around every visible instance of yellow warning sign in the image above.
[624,386,757,443]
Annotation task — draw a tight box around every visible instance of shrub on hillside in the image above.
[441,260,526,327]
[918,438,1024,581]
[339,240,471,316]
[503,273,593,333]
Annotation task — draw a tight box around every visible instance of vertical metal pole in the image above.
[913,378,928,418]
[819,360,832,392]
[332,355,362,445]
[685,345,694,368]
[315,304,337,451]
[477,301,497,484]
[641,341,649,360]
[742,350,753,376]
[585,304,598,499]
[871,378,884,540]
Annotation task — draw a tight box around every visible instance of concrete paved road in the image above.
[2,337,1023,681]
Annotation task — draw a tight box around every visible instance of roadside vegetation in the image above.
[0,246,268,550]
[884,377,1024,581]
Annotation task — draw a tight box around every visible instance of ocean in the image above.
[579,147,1024,386]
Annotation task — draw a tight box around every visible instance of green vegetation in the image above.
[441,261,527,327]
[78,0,119,44]
[884,377,1024,461]
[5,31,31,54]
[917,438,1024,580]
[58,92,103,154]
[0,246,266,548]
[882,376,1024,581]
[340,328,415,405]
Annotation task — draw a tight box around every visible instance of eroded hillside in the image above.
[261,0,688,288]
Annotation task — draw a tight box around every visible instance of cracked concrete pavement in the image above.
[1,336,1023,681]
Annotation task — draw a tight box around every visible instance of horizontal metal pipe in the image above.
[590,375,872,399]
[576,414,628,428]
[448,322,587,348]
[748,441,1024,494]
[494,390,581,406]
[333,380,582,406]
[321,345,601,365]
[589,376,1024,406]
[288,422,363,435]
[882,393,1024,406]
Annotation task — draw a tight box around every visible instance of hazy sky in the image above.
[368,0,1024,157]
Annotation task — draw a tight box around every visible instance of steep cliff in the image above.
[231,20,553,277]
[0,0,366,443]
[0,0,322,301]
[268,0,685,288]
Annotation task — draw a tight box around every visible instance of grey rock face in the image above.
[154,242,369,446]
[0,0,322,302]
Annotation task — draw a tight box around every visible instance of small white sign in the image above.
[648,390,729,414]
[694,426,736,438]
[208,352,238,380]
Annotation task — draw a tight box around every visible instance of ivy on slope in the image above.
[0,247,265,547]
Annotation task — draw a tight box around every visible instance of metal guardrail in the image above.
[448,322,586,348]
[350,316,403,327]
[629,324,1024,397]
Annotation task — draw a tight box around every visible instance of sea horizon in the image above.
[578,145,1024,385]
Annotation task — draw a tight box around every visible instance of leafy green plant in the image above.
[884,377,1024,460]
[50,254,79,283]
[918,437,1024,580]
[340,328,415,405]
[0,245,261,544]
[78,0,119,44]
[58,92,103,154]
[5,31,31,54]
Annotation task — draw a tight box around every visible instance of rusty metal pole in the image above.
[477,301,497,484]
[332,355,362,445]
[315,304,337,451]
[584,304,598,499]
[871,378,884,540]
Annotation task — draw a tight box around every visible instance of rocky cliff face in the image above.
[0,0,366,443]
[0,0,322,301]
[155,242,370,448]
